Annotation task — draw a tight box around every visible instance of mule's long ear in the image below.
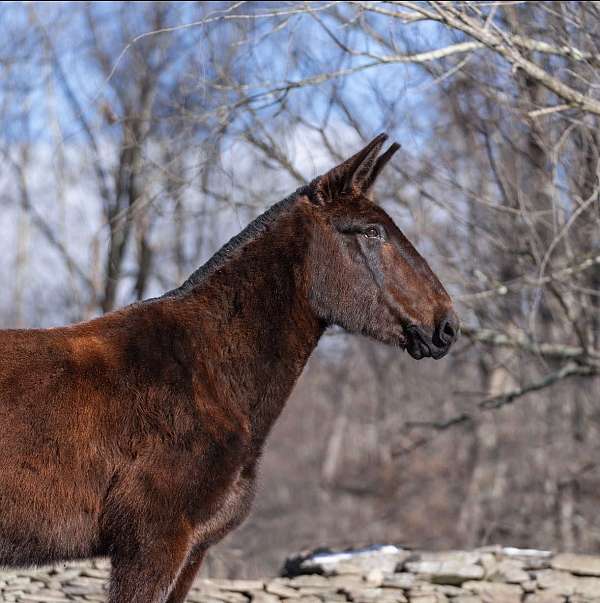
[311,133,389,203]
[361,142,400,192]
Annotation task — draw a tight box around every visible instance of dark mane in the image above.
[164,186,307,298]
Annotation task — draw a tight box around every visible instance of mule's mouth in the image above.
[405,325,452,360]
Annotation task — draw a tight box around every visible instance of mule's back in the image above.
[0,304,180,566]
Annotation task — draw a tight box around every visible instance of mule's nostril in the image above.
[437,312,460,346]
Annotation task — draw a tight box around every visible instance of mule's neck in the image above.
[178,200,324,448]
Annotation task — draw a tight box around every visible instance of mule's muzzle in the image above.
[406,311,460,360]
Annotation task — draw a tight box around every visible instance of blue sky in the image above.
[0,1,473,325]
[0,2,457,150]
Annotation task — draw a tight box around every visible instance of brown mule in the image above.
[0,134,458,602]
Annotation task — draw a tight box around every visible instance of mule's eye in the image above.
[363,226,380,239]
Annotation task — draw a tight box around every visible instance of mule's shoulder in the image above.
[0,301,165,377]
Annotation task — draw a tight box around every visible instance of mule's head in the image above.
[303,133,459,359]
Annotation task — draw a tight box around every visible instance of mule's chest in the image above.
[193,466,256,547]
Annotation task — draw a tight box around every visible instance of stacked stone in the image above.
[1,547,600,602]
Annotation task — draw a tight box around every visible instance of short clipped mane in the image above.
[164,186,307,298]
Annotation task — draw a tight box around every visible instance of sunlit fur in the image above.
[0,134,457,602]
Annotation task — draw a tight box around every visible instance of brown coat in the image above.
[0,134,458,602]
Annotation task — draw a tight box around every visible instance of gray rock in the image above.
[498,547,552,559]
[382,573,417,589]
[18,597,71,603]
[524,593,566,603]
[6,547,600,603]
[485,559,530,584]
[284,546,410,577]
[296,586,340,596]
[496,549,552,571]
[211,578,265,592]
[552,554,600,577]
[250,595,281,603]
[315,594,347,602]
[341,586,388,601]
[415,551,482,566]
[369,587,407,602]
[365,568,384,586]
[534,569,580,595]
[324,575,365,588]
[412,583,469,596]
[462,581,522,603]
[535,569,600,597]
[266,581,301,599]
[522,580,537,593]
[288,576,332,588]
[62,585,104,596]
[404,560,484,585]
[479,554,496,575]
[407,594,448,603]
[573,578,600,598]
[190,585,249,603]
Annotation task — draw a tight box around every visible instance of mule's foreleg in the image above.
[108,528,192,603]
[165,545,207,603]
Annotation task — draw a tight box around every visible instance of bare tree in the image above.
[0,0,599,576]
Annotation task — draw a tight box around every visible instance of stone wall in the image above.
[1,546,599,602]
